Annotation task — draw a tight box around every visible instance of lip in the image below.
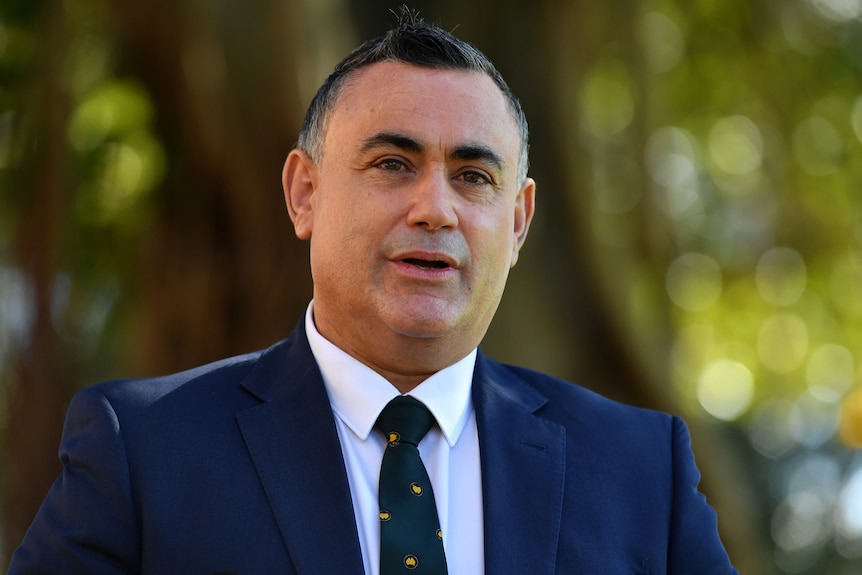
[389,249,461,279]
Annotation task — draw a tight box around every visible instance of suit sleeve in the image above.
[668,416,738,575]
[8,386,141,574]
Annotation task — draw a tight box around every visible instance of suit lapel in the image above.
[474,354,566,575]
[235,330,364,575]
[231,332,567,574]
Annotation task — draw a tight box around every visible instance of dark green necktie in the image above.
[375,396,448,574]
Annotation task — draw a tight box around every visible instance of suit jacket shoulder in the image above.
[473,354,737,575]
[507,362,680,443]
[9,331,364,575]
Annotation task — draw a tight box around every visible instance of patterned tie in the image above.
[375,396,448,574]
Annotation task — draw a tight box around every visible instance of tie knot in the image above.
[375,396,434,447]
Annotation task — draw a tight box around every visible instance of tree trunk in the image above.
[2,0,74,561]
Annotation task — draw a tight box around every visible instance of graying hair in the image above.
[296,8,530,183]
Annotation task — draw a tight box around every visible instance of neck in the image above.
[316,324,475,394]
[349,335,472,394]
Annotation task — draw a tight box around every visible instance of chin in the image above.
[381,306,460,339]
[378,295,490,344]
[386,311,488,350]
[389,318,453,340]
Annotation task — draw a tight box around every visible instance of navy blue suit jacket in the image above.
[9,324,736,574]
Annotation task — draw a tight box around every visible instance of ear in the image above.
[510,177,536,267]
[282,149,318,239]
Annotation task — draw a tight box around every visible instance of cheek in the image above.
[312,201,386,282]
[473,211,516,259]
[309,200,360,276]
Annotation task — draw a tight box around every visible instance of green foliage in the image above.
[68,79,164,228]
[620,1,862,571]
[0,0,165,380]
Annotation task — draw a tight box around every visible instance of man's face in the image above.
[284,61,535,380]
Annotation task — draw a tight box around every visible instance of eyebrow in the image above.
[360,132,423,154]
[360,131,505,173]
[450,145,504,173]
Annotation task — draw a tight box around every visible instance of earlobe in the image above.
[282,149,317,239]
[510,177,536,267]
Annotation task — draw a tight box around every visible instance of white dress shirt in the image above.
[305,303,485,575]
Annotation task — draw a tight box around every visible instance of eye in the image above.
[459,170,492,186]
[376,158,407,172]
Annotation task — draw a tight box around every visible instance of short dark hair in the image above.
[297,8,530,182]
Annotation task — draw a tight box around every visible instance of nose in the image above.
[406,170,458,231]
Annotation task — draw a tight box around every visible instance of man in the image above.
[9,11,737,575]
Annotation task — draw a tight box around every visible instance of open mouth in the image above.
[402,258,450,270]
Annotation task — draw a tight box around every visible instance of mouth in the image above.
[401,258,451,270]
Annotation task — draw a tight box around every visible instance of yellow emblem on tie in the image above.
[436,529,442,539]
[388,431,400,446]
[379,510,391,521]
[404,555,418,569]
[410,482,423,496]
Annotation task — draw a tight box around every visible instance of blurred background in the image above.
[1,0,861,572]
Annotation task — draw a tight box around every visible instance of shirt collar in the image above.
[304,302,476,447]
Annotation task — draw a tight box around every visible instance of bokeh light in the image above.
[68,80,155,151]
[805,0,862,22]
[708,115,764,176]
[697,359,754,421]
[646,127,701,218]
[756,247,807,306]
[749,398,800,459]
[835,465,862,558]
[789,392,839,448]
[578,58,634,139]
[758,313,809,374]
[806,344,854,403]
[638,12,685,74]
[666,253,723,311]
[772,491,831,553]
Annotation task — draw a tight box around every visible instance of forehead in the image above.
[324,61,520,166]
